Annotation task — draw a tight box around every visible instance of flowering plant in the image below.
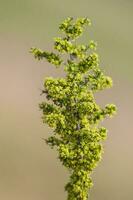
[31,17,117,200]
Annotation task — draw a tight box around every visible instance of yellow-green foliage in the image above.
[31,17,117,200]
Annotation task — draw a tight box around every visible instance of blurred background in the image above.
[0,0,133,199]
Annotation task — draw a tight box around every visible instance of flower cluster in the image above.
[30,47,62,66]
[59,17,91,40]
[31,17,117,200]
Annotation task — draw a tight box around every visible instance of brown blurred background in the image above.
[0,0,133,199]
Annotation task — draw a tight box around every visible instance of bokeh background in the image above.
[0,0,133,199]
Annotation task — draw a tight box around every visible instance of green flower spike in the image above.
[31,17,117,200]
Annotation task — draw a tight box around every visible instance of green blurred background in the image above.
[0,0,133,199]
